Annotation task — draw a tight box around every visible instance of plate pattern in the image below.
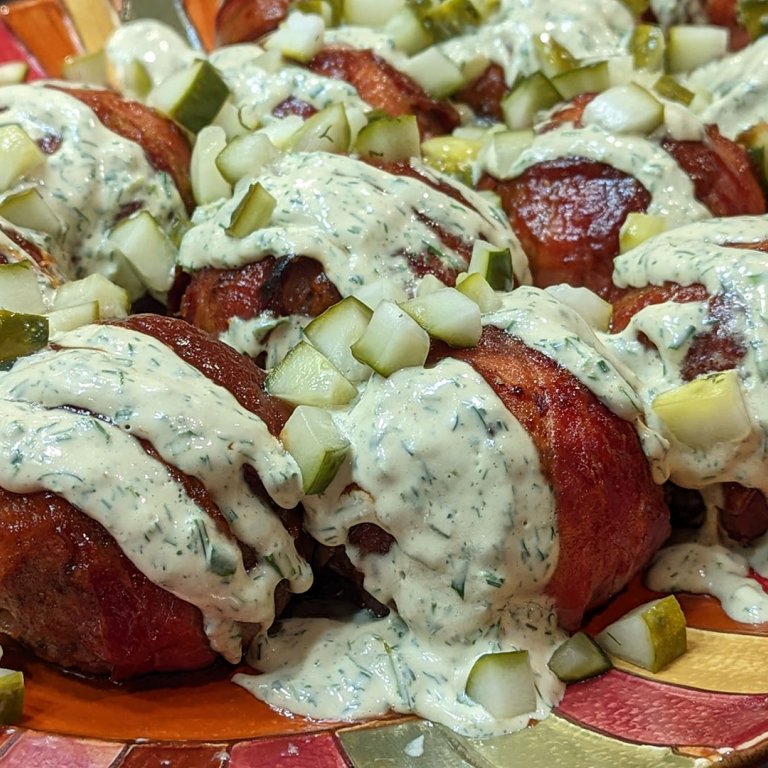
[0,1,767,766]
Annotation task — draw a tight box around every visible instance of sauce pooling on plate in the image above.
[233,286,668,736]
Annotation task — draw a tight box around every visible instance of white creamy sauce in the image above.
[0,324,311,660]
[181,150,528,357]
[647,486,768,623]
[236,604,562,737]
[209,44,370,127]
[237,357,564,736]
[106,19,196,89]
[221,313,309,369]
[686,36,768,139]
[107,20,372,133]
[324,26,405,62]
[604,216,768,624]
[477,123,711,225]
[0,84,187,282]
[649,0,707,27]
[437,0,633,85]
[486,286,643,423]
[181,151,527,286]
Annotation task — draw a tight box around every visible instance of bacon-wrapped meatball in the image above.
[241,287,668,735]
[174,150,528,366]
[0,84,191,300]
[602,215,768,623]
[478,113,766,299]
[212,6,460,139]
[0,314,311,679]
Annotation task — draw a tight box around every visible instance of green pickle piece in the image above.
[596,595,687,673]
[0,669,24,725]
[422,0,479,38]
[629,24,665,72]
[0,309,48,369]
[421,135,481,183]
[151,60,230,134]
[552,60,611,101]
[465,650,537,718]
[502,72,561,129]
[355,114,421,162]
[548,631,612,683]
[226,182,277,238]
[739,0,768,40]
[619,0,650,14]
[292,0,342,25]
[653,74,695,105]
[410,0,484,40]
[533,33,577,78]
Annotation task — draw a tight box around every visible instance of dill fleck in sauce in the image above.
[0,324,311,661]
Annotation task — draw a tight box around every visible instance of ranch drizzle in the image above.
[0,324,310,660]
[0,84,187,282]
[238,357,564,737]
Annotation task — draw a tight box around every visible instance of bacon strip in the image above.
[455,63,507,122]
[308,47,460,139]
[176,159,477,338]
[480,158,652,299]
[215,0,290,45]
[0,316,297,679]
[662,126,767,218]
[177,256,343,336]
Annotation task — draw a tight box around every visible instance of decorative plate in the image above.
[0,2,768,767]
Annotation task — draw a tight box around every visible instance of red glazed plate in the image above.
[1,2,768,766]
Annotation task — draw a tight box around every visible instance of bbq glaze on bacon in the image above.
[215,0,289,45]
[173,150,528,364]
[478,105,767,300]
[307,47,460,139]
[599,217,768,622]
[0,314,311,680]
